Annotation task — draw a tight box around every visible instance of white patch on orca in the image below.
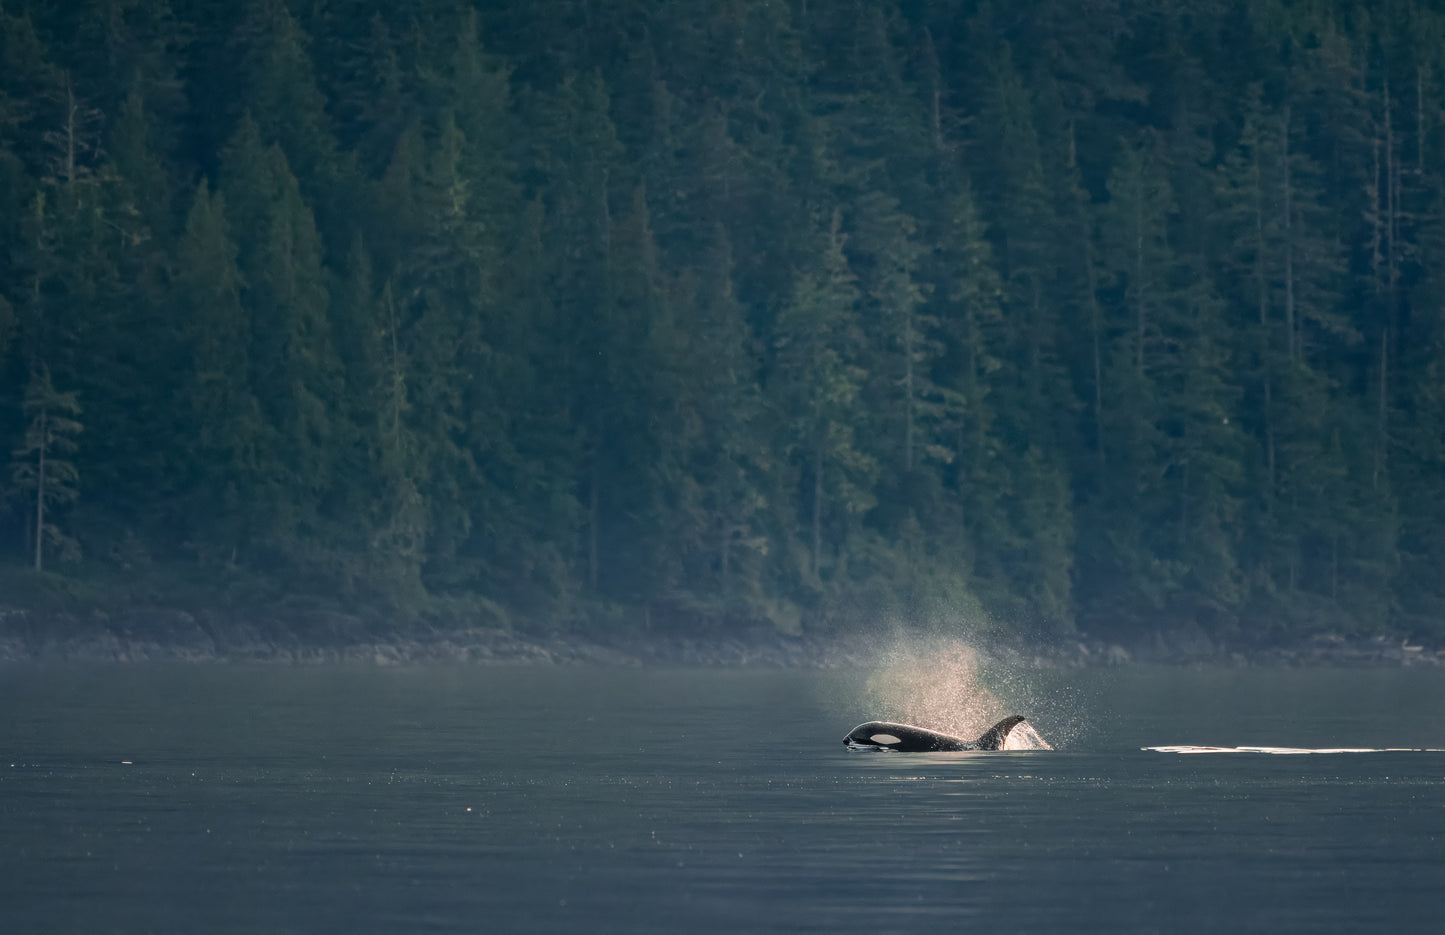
[869,733,902,745]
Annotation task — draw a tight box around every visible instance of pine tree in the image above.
[0,293,12,358]
[1393,41,1445,637]
[11,365,82,570]
[847,190,930,477]
[0,3,64,175]
[108,88,174,242]
[218,117,344,572]
[592,183,680,602]
[769,209,874,587]
[170,179,264,559]
[933,179,1012,621]
[1082,134,1182,629]
[674,224,766,610]
[974,42,1058,397]
[13,66,169,554]
[42,0,189,125]
[525,72,624,593]
[317,9,411,177]
[329,237,427,608]
[226,0,353,247]
[234,0,343,191]
[367,114,481,592]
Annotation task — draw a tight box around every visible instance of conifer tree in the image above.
[108,88,173,242]
[847,190,930,477]
[770,210,874,585]
[933,180,1011,618]
[219,118,344,571]
[369,114,480,590]
[229,0,353,247]
[329,237,427,607]
[12,365,81,570]
[674,224,766,608]
[592,183,681,601]
[526,72,624,593]
[171,179,263,557]
[1082,134,1181,626]
[0,0,1442,638]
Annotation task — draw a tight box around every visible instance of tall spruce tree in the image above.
[12,365,82,570]
[769,210,874,590]
[218,117,345,576]
[169,179,263,557]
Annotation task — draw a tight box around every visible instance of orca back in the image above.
[974,715,1028,751]
[843,715,1027,752]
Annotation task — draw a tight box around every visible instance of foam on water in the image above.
[1144,745,1445,754]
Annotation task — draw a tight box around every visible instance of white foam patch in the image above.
[1144,745,1445,754]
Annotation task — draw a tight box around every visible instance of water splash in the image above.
[861,638,1054,750]
[1145,745,1444,754]
[1004,721,1053,751]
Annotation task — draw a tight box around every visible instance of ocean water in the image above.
[2,659,1443,933]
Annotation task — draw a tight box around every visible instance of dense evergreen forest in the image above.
[2,0,1444,645]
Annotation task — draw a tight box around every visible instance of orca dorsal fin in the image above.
[974,715,1026,750]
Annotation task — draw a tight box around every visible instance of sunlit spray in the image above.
[861,637,1054,750]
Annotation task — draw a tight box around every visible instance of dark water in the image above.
[3,663,1443,933]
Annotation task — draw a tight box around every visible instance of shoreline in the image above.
[1,608,1441,668]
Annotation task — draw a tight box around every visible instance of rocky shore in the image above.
[1,607,1441,668]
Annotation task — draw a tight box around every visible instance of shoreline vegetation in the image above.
[4,2,1445,649]
[2,606,1439,668]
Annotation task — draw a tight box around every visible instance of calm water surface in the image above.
[2,664,1443,933]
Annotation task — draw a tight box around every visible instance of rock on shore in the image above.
[0,608,1439,667]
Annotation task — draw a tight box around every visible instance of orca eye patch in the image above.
[869,734,902,745]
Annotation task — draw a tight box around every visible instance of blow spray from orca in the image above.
[858,639,1053,750]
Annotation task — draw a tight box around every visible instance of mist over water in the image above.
[858,637,1061,749]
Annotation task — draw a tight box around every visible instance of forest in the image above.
[1,0,1444,646]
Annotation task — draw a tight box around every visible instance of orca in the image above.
[843,715,1027,752]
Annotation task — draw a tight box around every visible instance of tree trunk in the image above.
[1281,112,1296,362]
[588,453,600,591]
[903,304,914,471]
[1028,276,1043,413]
[1375,336,1388,490]
[924,28,943,153]
[64,77,77,188]
[1134,199,1146,376]
[1254,142,1276,498]
[386,284,403,457]
[35,402,46,572]
[811,442,823,578]
[1385,78,1401,385]
[1178,453,1189,552]
[1418,66,1427,173]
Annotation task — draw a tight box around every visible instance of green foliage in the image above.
[11,365,82,569]
[0,0,1443,644]
[170,178,264,550]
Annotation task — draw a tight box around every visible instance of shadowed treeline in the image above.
[1,0,1443,645]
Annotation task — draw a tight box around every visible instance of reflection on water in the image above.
[1145,745,1445,754]
[2,663,1444,933]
